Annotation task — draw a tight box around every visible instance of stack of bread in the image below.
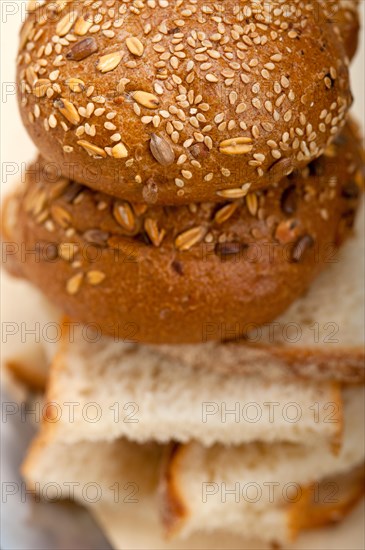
[2,0,364,547]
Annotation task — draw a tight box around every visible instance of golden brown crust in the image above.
[2,123,363,344]
[17,0,353,204]
[159,344,365,384]
[161,443,365,541]
[159,443,189,537]
[5,360,48,394]
[289,463,365,536]
[330,383,344,455]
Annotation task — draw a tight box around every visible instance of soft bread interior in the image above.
[43,330,345,447]
[1,270,59,395]
[92,496,365,550]
[159,386,364,540]
[22,392,364,546]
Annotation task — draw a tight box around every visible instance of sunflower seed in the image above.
[149,134,175,166]
[83,229,109,247]
[189,142,209,159]
[268,157,294,179]
[77,140,107,158]
[219,137,253,155]
[56,11,78,37]
[54,98,80,125]
[33,79,51,98]
[144,218,166,247]
[291,235,314,263]
[126,36,144,56]
[66,37,98,61]
[214,202,239,224]
[66,77,85,93]
[86,270,106,285]
[132,91,159,109]
[97,51,122,73]
[175,226,206,251]
[113,202,135,232]
[280,185,297,215]
[215,242,244,256]
[66,272,83,295]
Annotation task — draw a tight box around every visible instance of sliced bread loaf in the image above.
[160,386,365,541]
[44,335,344,448]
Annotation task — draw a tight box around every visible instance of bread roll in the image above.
[2,121,362,343]
[17,0,354,204]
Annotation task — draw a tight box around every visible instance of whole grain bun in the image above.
[2,123,363,344]
[17,0,353,205]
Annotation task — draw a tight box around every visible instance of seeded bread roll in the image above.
[17,0,353,205]
[2,123,363,344]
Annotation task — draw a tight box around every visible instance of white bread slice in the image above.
[22,434,161,506]
[1,270,59,394]
[44,333,344,448]
[93,496,365,550]
[19,431,301,546]
[160,386,364,542]
[22,402,364,548]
